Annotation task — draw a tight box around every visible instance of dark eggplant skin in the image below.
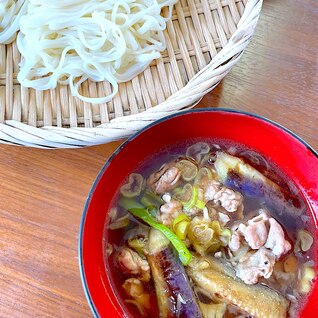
[147,229,202,318]
[225,170,306,230]
[214,151,306,231]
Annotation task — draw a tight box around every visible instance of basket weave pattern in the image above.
[0,0,262,148]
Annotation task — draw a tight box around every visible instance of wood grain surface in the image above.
[0,0,317,317]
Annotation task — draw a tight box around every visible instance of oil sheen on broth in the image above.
[103,139,316,318]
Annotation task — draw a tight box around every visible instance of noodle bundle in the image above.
[16,0,177,103]
[0,0,28,44]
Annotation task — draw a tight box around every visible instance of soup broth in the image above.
[103,139,316,318]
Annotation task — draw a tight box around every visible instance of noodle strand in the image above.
[0,0,28,44]
[15,0,177,103]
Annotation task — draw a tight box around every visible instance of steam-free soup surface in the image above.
[104,140,316,318]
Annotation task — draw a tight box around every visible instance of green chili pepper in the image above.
[129,208,192,266]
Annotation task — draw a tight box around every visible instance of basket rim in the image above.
[0,0,263,148]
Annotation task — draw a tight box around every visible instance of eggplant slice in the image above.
[147,229,202,318]
[214,151,305,229]
[187,256,290,318]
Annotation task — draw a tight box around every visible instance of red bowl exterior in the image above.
[79,108,318,318]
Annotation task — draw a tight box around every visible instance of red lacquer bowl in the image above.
[79,108,318,318]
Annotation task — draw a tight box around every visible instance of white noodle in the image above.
[0,0,28,44]
[16,0,177,103]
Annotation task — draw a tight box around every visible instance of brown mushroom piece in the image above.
[120,173,144,198]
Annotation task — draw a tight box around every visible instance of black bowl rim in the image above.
[78,107,318,317]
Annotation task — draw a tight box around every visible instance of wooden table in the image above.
[0,0,317,317]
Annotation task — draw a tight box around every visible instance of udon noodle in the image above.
[15,0,177,103]
[0,0,28,44]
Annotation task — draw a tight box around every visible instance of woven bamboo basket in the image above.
[0,0,262,148]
